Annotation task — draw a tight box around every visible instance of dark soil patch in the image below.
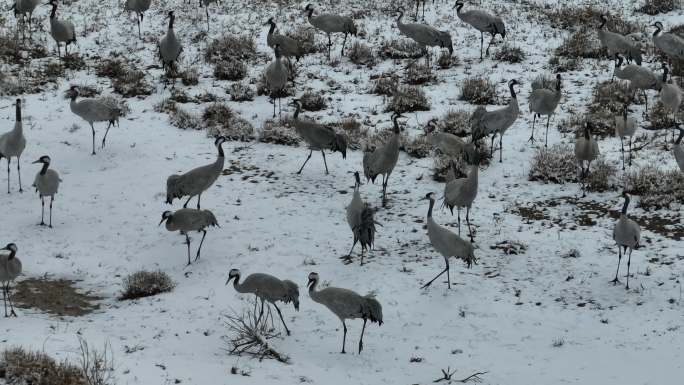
[13,277,101,317]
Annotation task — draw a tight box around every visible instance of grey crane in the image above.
[199,0,219,31]
[396,8,453,67]
[32,156,60,228]
[424,119,467,158]
[159,208,218,265]
[574,122,599,178]
[264,44,290,118]
[659,63,682,138]
[346,172,377,265]
[674,127,684,173]
[304,3,357,59]
[0,243,21,317]
[124,0,151,39]
[265,17,304,62]
[471,79,520,162]
[166,136,226,209]
[159,11,183,85]
[614,106,637,170]
[0,99,26,193]
[454,1,505,60]
[68,86,121,155]
[10,0,41,32]
[362,113,403,206]
[528,73,562,146]
[47,0,76,58]
[652,22,684,61]
[443,151,479,242]
[612,192,641,290]
[613,54,659,113]
[307,272,382,354]
[291,100,347,175]
[422,192,476,289]
[597,14,642,66]
[226,269,299,335]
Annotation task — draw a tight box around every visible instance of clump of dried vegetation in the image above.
[284,26,323,55]
[154,100,202,130]
[460,77,497,105]
[299,91,327,111]
[229,82,255,102]
[205,34,257,64]
[180,67,199,86]
[541,6,640,34]
[95,58,152,97]
[405,61,435,85]
[378,38,425,59]
[224,299,289,363]
[203,103,255,141]
[347,41,375,65]
[386,85,430,113]
[636,0,679,15]
[627,165,684,209]
[555,28,604,59]
[648,101,680,130]
[494,44,526,63]
[334,117,367,150]
[119,270,175,300]
[259,117,301,146]
[213,59,247,81]
[529,144,618,192]
[439,109,473,137]
[371,73,399,96]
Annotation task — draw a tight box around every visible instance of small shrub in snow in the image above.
[437,51,458,69]
[440,109,473,137]
[335,117,367,150]
[549,55,582,72]
[203,103,254,141]
[585,158,618,193]
[0,31,48,65]
[648,101,679,130]
[494,44,526,63]
[402,135,432,158]
[119,270,175,300]
[405,62,434,85]
[555,28,604,59]
[299,91,327,111]
[170,106,202,130]
[386,85,430,113]
[542,6,640,34]
[112,69,152,98]
[169,88,191,103]
[347,41,375,65]
[529,144,577,184]
[205,34,256,64]
[65,84,100,99]
[77,336,115,385]
[62,53,86,71]
[552,338,565,347]
[285,26,321,55]
[1,347,87,385]
[229,82,255,102]
[378,38,424,59]
[590,81,633,115]
[371,74,399,96]
[224,300,289,363]
[259,118,301,146]
[637,0,678,15]
[626,166,684,209]
[460,77,497,105]
[180,67,199,86]
[95,58,126,79]
[214,59,247,81]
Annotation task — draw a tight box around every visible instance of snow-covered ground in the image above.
[1,0,683,384]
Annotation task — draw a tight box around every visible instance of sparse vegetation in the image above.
[300,91,327,111]
[371,73,399,96]
[386,85,430,113]
[259,118,301,146]
[555,28,604,59]
[378,38,425,59]
[205,34,257,64]
[119,270,175,300]
[112,68,152,98]
[627,165,684,209]
[1,347,87,385]
[203,103,255,141]
[439,109,474,137]
[229,82,255,102]
[405,62,434,85]
[224,299,289,363]
[77,336,115,385]
[180,67,199,86]
[494,44,526,63]
[214,59,247,81]
[460,77,497,105]
[529,144,578,184]
[542,6,640,34]
[648,101,679,130]
[347,41,375,65]
[637,0,679,15]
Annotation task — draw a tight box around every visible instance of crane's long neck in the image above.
[427,198,434,218]
[621,195,630,216]
[268,21,276,35]
[396,10,404,26]
[14,103,22,134]
[232,275,249,293]
[455,3,464,14]
[308,279,321,302]
[40,163,49,175]
[470,163,479,182]
[168,14,175,30]
[293,103,301,120]
[676,129,684,145]
[509,83,517,99]
[393,117,400,135]
[306,8,313,20]
[662,66,669,83]
[653,25,661,37]
[583,126,590,140]
[217,142,224,158]
[50,3,57,19]
[599,17,606,30]
[7,249,16,259]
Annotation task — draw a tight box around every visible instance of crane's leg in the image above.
[479,32,484,61]
[90,123,97,155]
[185,234,192,266]
[194,230,207,262]
[341,33,348,56]
[197,193,201,210]
[628,137,632,166]
[297,150,313,174]
[611,246,622,284]
[358,318,367,353]
[421,258,450,289]
[382,174,389,206]
[446,258,451,289]
[499,134,503,163]
[273,302,291,336]
[102,121,112,149]
[485,34,496,56]
[620,136,625,171]
[327,34,332,60]
[278,96,282,118]
[422,1,425,20]
[6,157,10,193]
[321,150,329,175]
[183,195,193,208]
[360,247,365,266]
[16,156,22,192]
[137,16,142,39]
[341,321,347,354]
[347,235,358,258]
[466,206,474,242]
[206,6,210,32]
[414,0,419,21]
[49,196,53,228]
[7,283,16,317]
[489,135,495,158]
[272,95,277,118]
[2,284,7,317]
[545,115,551,148]
[40,196,45,226]
[643,91,648,113]
[457,207,461,236]
[529,114,537,143]
[625,248,633,290]
[259,297,265,320]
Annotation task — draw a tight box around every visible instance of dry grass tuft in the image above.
[460,77,497,105]
[637,0,679,15]
[529,144,578,184]
[347,41,376,65]
[299,91,327,111]
[205,35,256,64]
[259,118,301,146]
[405,62,435,85]
[203,103,255,141]
[1,347,87,385]
[214,59,247,81]
[119,270,175,300]
[224,299,289,363]
[386,85,430,113]
[627,165,684,209]
[555,28,604,59]
[229,82,255,102]
[494,44,526,63]
[379,38,425,59]
[371,73,399,96]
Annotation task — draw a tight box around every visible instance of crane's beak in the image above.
[32,159,41,164]
[158,218,166,226]
[306,278,314,289]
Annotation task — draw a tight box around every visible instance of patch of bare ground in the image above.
[13,277,101,317]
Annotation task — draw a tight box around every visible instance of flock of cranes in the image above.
[1,0,684,356]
